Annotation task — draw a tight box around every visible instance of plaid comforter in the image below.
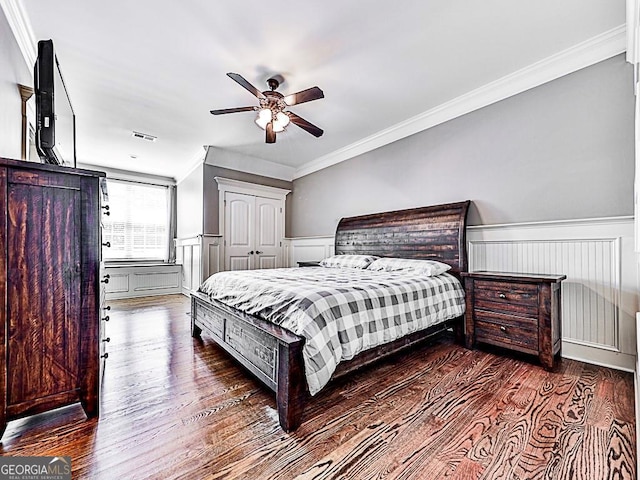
[199,267,465,395]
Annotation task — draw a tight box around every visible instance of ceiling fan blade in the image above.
[284,86,324,106]
[227,73,266,99]
[266,122,276,143]
[287,112,324,137]
[210,106,255,115]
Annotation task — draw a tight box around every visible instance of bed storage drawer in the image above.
[194,301,224,340]
[225,318,278,382]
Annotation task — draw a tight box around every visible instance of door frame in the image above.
[215,177,290,271]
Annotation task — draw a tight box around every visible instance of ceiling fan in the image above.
[210,73,324,144]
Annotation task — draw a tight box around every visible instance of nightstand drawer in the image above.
[474,309,537,329]
[475,319,538,353]
[474,280,538,306]
[474,281,538,318]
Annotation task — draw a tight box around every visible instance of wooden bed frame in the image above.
[191,200,471,431]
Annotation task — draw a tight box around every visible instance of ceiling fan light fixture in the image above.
[255,108,272,130]
[274,111,290,132]
[255,108,290,133]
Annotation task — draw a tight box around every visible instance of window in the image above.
[102,179,170,261]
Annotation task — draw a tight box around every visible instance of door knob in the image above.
[256,251,263,254]
[248,251,254,255]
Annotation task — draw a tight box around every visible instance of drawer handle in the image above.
[102,316,110,322]
[103,306,111,311]
[500,326,507,332]
[102,337,111,343]
[498,293,507,299]
[101,274,110,284]
[101,353,109,359]
[102,241,111,248]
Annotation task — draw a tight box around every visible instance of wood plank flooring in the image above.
[0,294,635,479]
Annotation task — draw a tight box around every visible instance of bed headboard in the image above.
[334,200,471,276]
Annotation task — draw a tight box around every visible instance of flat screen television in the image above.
[34,39,76,167]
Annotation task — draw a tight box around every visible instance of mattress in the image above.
[199,267,465,395]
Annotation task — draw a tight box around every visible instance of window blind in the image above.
[102,179,170,261]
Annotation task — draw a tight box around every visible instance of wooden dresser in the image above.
[462,271,566,370]
[0,157,105,438]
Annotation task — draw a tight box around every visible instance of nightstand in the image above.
[462,271,566,370]
[297,261,321,267]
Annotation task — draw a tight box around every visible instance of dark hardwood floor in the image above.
[0,294,635,479]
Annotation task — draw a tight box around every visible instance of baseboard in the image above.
[562,342,635,372]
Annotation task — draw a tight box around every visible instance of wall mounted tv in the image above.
[34,39,76,167]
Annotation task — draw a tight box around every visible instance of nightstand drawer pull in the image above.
[500,326,507,332]
[499,293,506,299]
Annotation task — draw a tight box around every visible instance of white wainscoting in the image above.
[287,216,637,372]
[285,236,335,266]
[104,264,182,300]
[468,216,636,372]
[176,235,222,295]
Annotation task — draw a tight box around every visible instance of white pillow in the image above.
[320,254,379,269]
[367,258,451,276]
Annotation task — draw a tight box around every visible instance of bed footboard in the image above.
[191,292,306,431]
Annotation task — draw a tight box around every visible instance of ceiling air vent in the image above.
[131,131,157,142]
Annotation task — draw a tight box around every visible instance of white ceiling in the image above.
[18,0,626,180]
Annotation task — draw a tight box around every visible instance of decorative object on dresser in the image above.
[0,157,104,438]
[192,200,471,431]
[462,271,566,370]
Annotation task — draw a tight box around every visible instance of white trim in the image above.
[205,146,295,182]
[77,162,176,186]
[467,215,634,231]
[175,148,206,185]
[294,25,627,179]
[0,0,36,70]
[627,0,640,64]
[214,177,291,199]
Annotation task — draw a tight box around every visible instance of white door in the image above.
[224,192,284,271]
[254,196,281,269]
[224,192,254,271]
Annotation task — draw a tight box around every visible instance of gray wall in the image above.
[203,165,294,236]
[291,55,635,237]
[176,163,204,238]
[0,9,32,159]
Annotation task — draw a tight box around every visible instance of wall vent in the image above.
[132,131,157,142]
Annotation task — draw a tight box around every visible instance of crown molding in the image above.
[0,0,36,70]
[294,25,627,180]
[214,176,291,197]
[175,147,207,184]
[627,0,640,64]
